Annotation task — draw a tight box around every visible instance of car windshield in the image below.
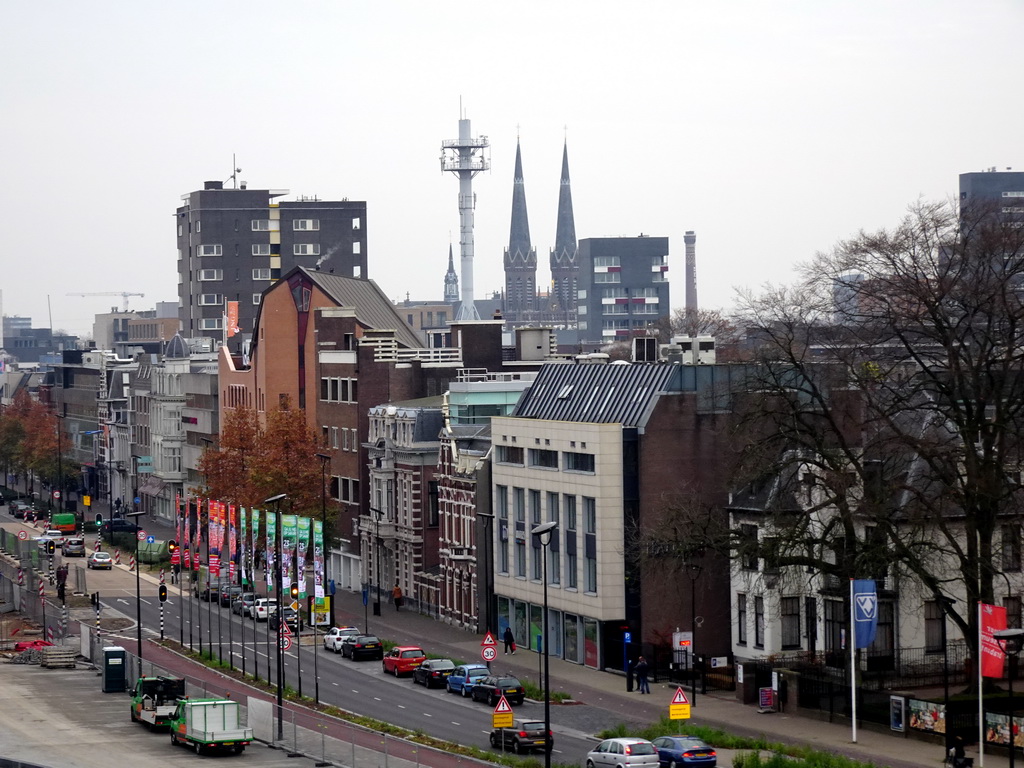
[94,554,110,559]
[401,650,422,658]
[674,739,707,749]
[432,660,455,669]
[497,677,521,686]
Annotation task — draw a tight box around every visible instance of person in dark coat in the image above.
[504,626,516,654]
[635,656,650,693]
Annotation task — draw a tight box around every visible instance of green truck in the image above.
[130,676,186,728]
[168,698,253,754]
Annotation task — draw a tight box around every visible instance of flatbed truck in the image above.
[130,676,186,729]
[168,698,253,754]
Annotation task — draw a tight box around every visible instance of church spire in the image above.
[503,137,537,318]
[443,241,459,304]
[550,140,579,312]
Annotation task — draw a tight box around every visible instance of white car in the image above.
[36,530,67,550]
[253,598,278,621]
[323,626,360,653]
[586,739,660,768]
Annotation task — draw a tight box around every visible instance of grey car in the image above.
[61,537,86,557]
[587,739,660,768]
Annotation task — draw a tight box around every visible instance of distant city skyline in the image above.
[1,1,1021,337]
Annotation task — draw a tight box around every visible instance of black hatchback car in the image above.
[471,675,526,706]
[341,634,384,660]
[412,658,456,688]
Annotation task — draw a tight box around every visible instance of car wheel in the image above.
[587,761,595,768]
[462,685,470,698]
[194,741,202,755]
[171,731,178,746]
[489,693,498,706]
[669,761,677,768]
[234,745,245,754]
[516,742,527,755]
[131,707,137,722]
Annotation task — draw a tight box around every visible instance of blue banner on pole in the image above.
[853,579,878,648]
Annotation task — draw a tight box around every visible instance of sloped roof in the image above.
[512,362,678,426]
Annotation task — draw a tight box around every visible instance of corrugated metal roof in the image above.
[511,362,679,426]
[302,268,424,349]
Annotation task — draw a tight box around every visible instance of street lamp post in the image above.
[54,413,64,516]
[532,521,557,768]
[125,509,146,676]
[687,562,702,707]
[937,596,956,752]
[370,507,384,617]
[996,628,1024,768]
[315,452,330,706]
[265,493,288,742]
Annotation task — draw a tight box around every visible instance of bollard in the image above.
[39,580,45,599]
[94,538,101,552]
[114,550,121,566]
[160,568,165,584]
[18,567,24,586]
[129,555,136,572]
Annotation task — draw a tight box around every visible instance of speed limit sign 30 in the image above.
[481,646,497,662]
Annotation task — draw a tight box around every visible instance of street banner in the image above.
[239,508,247,585]
[853,579,878,648]
[251,509,260,589]
[226,301,240,338]
[265,511,276,591]
[228,504,237,581]
[209,500,221,578]
[183,494,192,569]
[313,519,325,599]
[980,602,1008,677]
[297,516,310,599]
[282,514,297,594]
[172,493,182,566]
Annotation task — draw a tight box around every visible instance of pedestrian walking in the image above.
[504,626,516,655]
[392,582,403,610]
[635,656,650,694]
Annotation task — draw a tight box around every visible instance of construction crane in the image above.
[67,292,145,312]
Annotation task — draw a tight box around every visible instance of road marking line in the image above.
[423,713,432,717]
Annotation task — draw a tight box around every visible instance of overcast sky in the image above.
[2,1,1021,337]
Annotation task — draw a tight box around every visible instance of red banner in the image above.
[226,301,240,338]
[981,602,1008,678]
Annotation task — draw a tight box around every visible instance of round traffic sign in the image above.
[279,635,293,651]
[52,490,61,499]
[146,535,155,544]
[134,497,141,505]
[481,646,497,662]
[136,530,147,541]
[17,530,27,541]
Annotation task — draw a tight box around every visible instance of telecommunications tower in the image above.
[441,113,490,321]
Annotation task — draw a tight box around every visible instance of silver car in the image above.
[587,739,660,768]
[62,537,86,557]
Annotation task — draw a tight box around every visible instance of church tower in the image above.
[443,242,459,304]
[550,141,579,313]
[503,139,537,319]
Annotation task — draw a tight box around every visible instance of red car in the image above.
[382,646,426,676]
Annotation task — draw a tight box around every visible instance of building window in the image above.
[331,426,339,449]
[781,596,801,649]
[1004,524,1022,572]
[737,594,747,645]
[740,524,758,570]
[593,256,620,268]
[353,242,362,254]
[547,492,560,585]
[252,219,271,231]
[352,217,361,229]
[252,244,271,256]
[754,596,765,648]
[1006,596,1022,629]
[197,269,222,281]
[594,272,621,283]
[253,269,272,281]
[495,445,524,464]
[293,219,320,231]
[528,448,558,469]
[529,489,541,526]
[198,294,223,306]
[198,244,222,257]
[925,600,945,653]
[515,536,526,578]
[252,294,262,305]
[495,485,509,573]
[562,451,595,472]
[870,601,895,655]
[583,496,596,593]
[199,318,222,331]
[824,599,843,654]
[294,243,321,256]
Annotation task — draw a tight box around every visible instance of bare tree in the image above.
[733,199,1024,673]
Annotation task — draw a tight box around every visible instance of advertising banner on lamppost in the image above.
[282,514,297,597]
[251,509,260,588]
[297,516,310,599]
[209,500,222,578]
[183,494,192,570]
[239,507,247,585]
[265,511,276,591]
[313,519,325,599]
[228,504,237,581]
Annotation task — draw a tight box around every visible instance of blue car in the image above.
[446,663,490,697]
[651,736,717,768]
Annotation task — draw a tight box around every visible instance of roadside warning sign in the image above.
[669,687,691,720]
[492,694,514,728]
[279,618,292,636]
[482,631,497,647]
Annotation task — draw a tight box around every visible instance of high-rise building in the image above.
[959,169,1024,227]
[176,181,367,351]
[576,236,671,346]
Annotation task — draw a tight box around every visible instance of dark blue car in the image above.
[446,663,490,697]
[651,736,717,768]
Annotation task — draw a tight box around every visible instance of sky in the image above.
[2,1,1022,338]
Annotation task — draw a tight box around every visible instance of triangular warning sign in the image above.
[482,631,497,647]
[279,618,293,637]
[671,687,689,705]
[493,695,513,713]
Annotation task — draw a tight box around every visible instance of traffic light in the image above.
[95,513,103,526]
[167,540,178,554]
[45,540,56,555]
[158,584,168,603]
[290,583,299,600]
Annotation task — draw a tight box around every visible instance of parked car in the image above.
[323,626,361,653]
[586,739,660,768]
[489,719,553,754]
[36,530,67,550]
[471,675,526,706]
[651,736,717,768]
[62,537,86,557]
[219,585,244,608]
[340,634,384,661]
[383,646,426,677]
[195,582,230,602]
[101,519,141,537]
[447,663,491,697]
[87,551,114,570]
[232,593,257,616]
[253,598,278,621]
[270,606,304,633]
[9,500,31,519]
[412,658,455,688]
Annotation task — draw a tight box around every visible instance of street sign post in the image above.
[492,695,514,728]
[481,646,497,662]
[279,635,292,651]
[146,535,155,544]
[136,530,147,542]
[482,631,497,647]
[669,687,691,720]
[17,530,27,541]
